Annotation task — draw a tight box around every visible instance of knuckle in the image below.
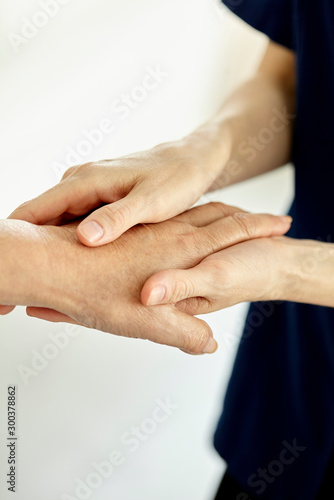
[196,226,226,254]
[61,165,78,180]
[206,260,226,283]
[207,201,229,216]
[62,161,98,181]
[177,296,211,315]
[231,212,257,238]
[105,201,132,228]
[14,200,30,212]
[183,325,211,354]
[10,201,38,223]
[169,230,200,264]
[187,227,223,258]
[186,229,203,252]
[171,276,195,303]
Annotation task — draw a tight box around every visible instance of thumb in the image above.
[141,266,210,307]
[143,304,218,354]
[77,195,144,246]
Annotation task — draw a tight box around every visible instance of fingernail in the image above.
[202,337,218,354]
[80,221,104,243]
[278,215,293,224]
[147,285,166,306]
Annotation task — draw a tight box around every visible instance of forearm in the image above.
[179,43,296,191]
[0,220,44,305]
[281,239,334,308]
[0,220,70,308]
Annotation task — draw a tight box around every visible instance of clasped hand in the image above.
[2,194,290,355]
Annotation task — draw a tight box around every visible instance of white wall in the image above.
[0,1,294,499]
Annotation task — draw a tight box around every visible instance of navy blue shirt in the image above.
[214,1,334,499]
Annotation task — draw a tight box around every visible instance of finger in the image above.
[198,212,292,254]
[8,182,80,225]
[176,296,213,316]
[173,201,245,227]
[8,170,112,225]
[26,307,80,324]
[27,304,218,354]
[141,266,212,307]
[138,304,218,354]
[77,194,145,246]
[174,212,292,268]
[0,305,16,315]
[142,214,292,306]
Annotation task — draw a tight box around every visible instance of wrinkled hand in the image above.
[8,140,222,247]
[15,203,291,354]
[141,236,291,314]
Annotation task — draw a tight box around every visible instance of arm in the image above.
[281,238,334,308]
[0,219,78,314]
[0,220,50,308]
[184,40,296,190]
[9,42,296,246]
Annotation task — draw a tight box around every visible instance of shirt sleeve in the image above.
[222,0,294,50]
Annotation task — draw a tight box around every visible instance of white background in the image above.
[0,1,294,499]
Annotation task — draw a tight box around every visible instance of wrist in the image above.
[0,220,81,312]
[38,225,85,314]
[0,220,50,306]
[274,237,334,306]
[178,119,233,190]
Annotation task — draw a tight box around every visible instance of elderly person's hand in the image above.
[1,203,291,354]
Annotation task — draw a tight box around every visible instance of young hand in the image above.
[141,235,334,314]
[8,136,226,247]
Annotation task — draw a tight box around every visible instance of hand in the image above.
[141,236,292,314]
[15,203,291,354]
[8,136,226,247]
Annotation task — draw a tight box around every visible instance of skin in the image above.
[142,237,334,312]
[0,203,292,354]
[6,41,334,337]
[9,42,295,247]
